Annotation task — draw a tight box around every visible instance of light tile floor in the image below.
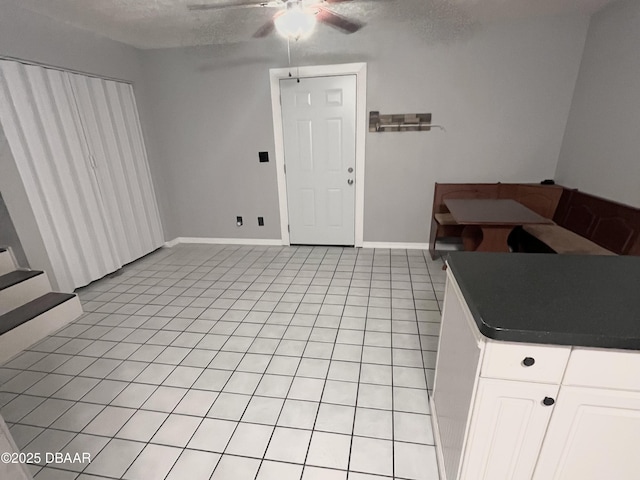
[0,245,445,480]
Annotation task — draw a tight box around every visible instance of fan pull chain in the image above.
[287,38,301,83]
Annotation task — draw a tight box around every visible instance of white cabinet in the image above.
[432,268,640,480]
[481,341,570,384]
[460,379,558,480]
[533,386,640,480]
[432,271,562,480]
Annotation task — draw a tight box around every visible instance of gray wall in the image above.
[0,2,168,282]
[555,0,640,207]
[0,125,55,281]
[141,13,588,243]
[0,191,28,268]
[0,1,142,84]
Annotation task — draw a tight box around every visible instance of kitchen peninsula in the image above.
[431,253,640,480]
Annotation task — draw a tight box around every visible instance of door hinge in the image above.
[287,225,290,233]
[88,154,97,169]
[283,164,287,174]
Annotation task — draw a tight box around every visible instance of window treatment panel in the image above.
[69,74,164,265]
[0,60,164,291]
[0,61,121,292]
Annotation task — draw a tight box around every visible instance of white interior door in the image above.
[280,75,356,245]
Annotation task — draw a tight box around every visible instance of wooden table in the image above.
[444,199,554,252]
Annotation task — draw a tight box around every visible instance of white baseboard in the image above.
[165,238,429,250]
[165,237,284,247]
[163,238,180,248]
[361,241,430,250]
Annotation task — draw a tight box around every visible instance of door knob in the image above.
[347,179,354,185]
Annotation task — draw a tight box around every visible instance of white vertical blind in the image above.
[116,82,165,251]
[0,60,163,292]
[69,74,164,265]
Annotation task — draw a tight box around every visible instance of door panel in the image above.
[533,386,640,480]
[460,378,559,480]
[327,189,343,227]
[281,75,356,245]
[326,119,342,171]
[301,189,316,226]
[296,120,313,171]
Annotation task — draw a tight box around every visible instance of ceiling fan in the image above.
[187,0,365,39]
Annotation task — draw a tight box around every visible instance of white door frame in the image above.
[269,62,367,247]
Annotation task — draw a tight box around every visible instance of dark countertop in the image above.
[446,253,640,350]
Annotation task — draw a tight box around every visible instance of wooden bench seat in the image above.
[523,224,616,256]
[434,212,457,226]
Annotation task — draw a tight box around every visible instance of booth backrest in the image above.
[554,189,640,256]
[497,184,563,219]
[433,183,563,218]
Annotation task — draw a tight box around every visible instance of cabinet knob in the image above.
[542,397,555,406]
[522,357,535,367]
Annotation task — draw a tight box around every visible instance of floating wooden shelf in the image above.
[369,111,444,132]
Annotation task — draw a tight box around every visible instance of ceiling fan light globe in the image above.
[274,8,317,39]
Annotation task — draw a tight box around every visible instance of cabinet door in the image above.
[533,386,640,480]
[459,378,559,480]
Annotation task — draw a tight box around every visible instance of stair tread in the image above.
[0,270,44,291]
[0,292,76,336]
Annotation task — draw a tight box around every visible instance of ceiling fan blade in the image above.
[253,19,276,38]
[316,7,363,34]
[187,1,279,11]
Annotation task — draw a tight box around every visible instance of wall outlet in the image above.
[236,216,243,226]
[258,217,264,226]
[259,152,269,163]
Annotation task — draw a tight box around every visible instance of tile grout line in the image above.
[166,244,311,480]
[211,245,320,479]
[253,246,349,480]
[68,246,257,478]
[1,245,441,480]
[390,249,398,480]
[344,246,374,480]
[297,246,357,479]
[62,245,280,479]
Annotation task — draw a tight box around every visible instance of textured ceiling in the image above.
[8,0,617,49]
